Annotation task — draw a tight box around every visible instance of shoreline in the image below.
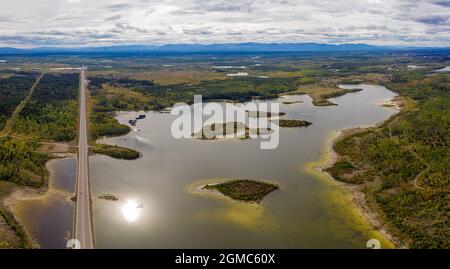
[3,153,76,249]
[304,102,406,248]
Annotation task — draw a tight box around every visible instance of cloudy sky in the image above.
[0,0,449,47]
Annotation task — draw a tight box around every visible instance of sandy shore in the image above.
[306,103,406,248]
[3,153,76,248]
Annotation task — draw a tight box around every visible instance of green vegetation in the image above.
[328,74,450,248]
[0,136,49,188]
[193,122,273,140]
[282,100,303,105]
[339,79,362,85]
[98,193,119,201]
[0,181,23,249]
[93,144,141,160]
[0,206,30,249]
[246,111,286,118]
[0,137,47,248]
[0,182,31,249]
[90,112,130,140]
[89,75,304,111]
[277,119,312,128]
[291,87,363,106]
[12,73,79,141]
[0,72,76,249]
[88,82,142,160]
[194,122,244,140]
[1,52,448,248]
[0,72,37,131]
[203,180,279,202]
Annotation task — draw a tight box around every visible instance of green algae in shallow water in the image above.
[195,200,280,232]
[189,179,280,232]
[304,130,396,249]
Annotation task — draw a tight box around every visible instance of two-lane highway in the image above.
[74,67,94,249]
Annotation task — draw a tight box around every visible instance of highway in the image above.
[74,67,94,249]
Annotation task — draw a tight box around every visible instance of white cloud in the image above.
[0,0,449,47]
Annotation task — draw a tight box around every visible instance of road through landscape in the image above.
[74,67,94,249]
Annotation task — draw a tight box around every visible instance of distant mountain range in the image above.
[0,43,449,55]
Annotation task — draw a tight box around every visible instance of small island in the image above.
[246,111,286,118]
[192,122,272,140]
[128,114,146,126]
[99,194,119,201]
[282,100,303,105]
[202,179,279,203]
[93,144,141,160]
[276,119,312,128]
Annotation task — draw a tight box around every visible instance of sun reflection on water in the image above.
[122,199,142,223]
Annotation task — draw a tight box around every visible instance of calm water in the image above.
[436,66,450,72]
[13,157,76,249]
[89,84,398,249]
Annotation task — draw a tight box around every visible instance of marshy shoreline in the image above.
[305,98,406,249]
[3,153,76,249]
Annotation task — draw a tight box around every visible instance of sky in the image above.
[0,0,449,48]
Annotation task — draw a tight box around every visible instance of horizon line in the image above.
[1,42,450,50]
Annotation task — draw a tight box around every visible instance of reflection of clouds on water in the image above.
[134,135,150,144]
[435,66,450,72]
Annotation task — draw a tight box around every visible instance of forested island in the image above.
[277,119,312,128]
[202,180,279,203]
[192,122,273,140]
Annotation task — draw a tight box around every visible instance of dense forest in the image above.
[89,75,302,111]
[0,72,78,249]
[327,74,450,248]
[90,111,130,140]
[0,135,47,248]
[0,72,37,131]
[0,136,49,188]
[12,73,79,141]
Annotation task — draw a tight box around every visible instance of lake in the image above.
[435,66,450,72]
[88,84,398,248]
